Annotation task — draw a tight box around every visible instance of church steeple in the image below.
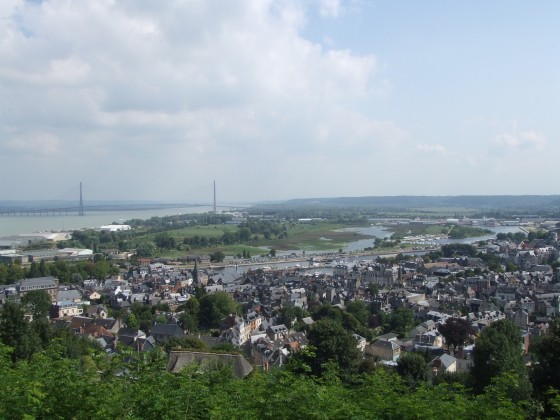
[193,259,199,285]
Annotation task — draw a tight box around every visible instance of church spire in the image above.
[193,259,199,284]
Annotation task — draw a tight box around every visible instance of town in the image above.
[3,0,560,417]
[1,209,560,417]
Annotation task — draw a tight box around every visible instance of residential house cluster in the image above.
[3,220,560,379]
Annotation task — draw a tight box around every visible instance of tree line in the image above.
[0,258,118,285]
[4,308,560,418]
[0,341,533,419]
[3,288,560,417]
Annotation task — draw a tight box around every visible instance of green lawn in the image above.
[153,244,269,259]
[149,222,376,257]
[386,224,435,237]
[144,225,239,242]
[259,223,373,251]
[424,225,451,235]
[209,245,270,257]
[142,219,493,260]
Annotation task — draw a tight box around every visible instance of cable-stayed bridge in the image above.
[0,203,210,216]
[0,182,246,216]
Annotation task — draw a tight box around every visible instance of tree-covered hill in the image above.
[0,342,531,420]
[272,195,560,212]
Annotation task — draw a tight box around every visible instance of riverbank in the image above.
[191,243,440,273]
[0,206,216,237]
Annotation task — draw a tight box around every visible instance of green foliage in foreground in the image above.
[0,341,534,420]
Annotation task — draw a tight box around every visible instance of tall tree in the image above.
[278,306,297,329]
[209,251,225,263]
[388,308,415,338]
[7,263,24,283]
[0,301,45,361]
[39,259,50,276]
[27,262,40,278]
[22,290,51,319]
[93,260,112,280]
[304,319,361,376]
[345,300,369,326]
[0,264,8,285]
[438,317,474,352]
[177,312,198,333]
[198,292,239,329]
[126,314,139,329]
[154,233,176,250]
[471,319,531,401]
[397,352,430,388]
[0,301,27,353]
[135,241,155,258]
[531,318,560,413]
[129,302,154,332]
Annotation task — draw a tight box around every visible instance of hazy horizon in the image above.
[3,192,560,201]
[2,193,560,211]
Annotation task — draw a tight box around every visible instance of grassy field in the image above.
[144,223,370,249]
[147,222,375,257]
[143,225,239,242]
[261,223,372,251]
[139,218,496,260]
[153,245,270,259]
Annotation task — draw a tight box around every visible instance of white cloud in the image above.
[0,0,20,20]
[416,143,447,156]
[5,133,60,156]
[2,1,559,202]
[320,0,341,17]
[493,128,546,151]
[318,0,364,18]
[0,0,395,201]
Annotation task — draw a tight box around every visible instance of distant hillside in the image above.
[262,195,560,212]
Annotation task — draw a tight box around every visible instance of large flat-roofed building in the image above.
[18,276,59,302]
[0,253,26,264]
[25,249,63,262]
[0,232,72,248]
[99,225,131,232]
[0,240,19,250]
[0,248,94,264]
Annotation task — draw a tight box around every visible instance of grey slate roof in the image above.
[149,323,185,338]
[58,289,82,301]
[18,276,58,291]
[372,339,400,351]
[167,351,253,378]
[438,353,457,370]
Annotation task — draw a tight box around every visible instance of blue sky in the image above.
[0,0,558,203]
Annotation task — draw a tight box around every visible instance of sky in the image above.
[1,0,559,204]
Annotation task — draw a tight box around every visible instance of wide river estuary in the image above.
[0,206,214,237]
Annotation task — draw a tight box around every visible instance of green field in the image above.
[260,223,372,251]
[138,218,495,259]
[143,225,239,242]
[152,244,270,259]
[148,222,375,258]
[424,225,451,235]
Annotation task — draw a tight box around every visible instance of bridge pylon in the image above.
[79,182,85,216]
